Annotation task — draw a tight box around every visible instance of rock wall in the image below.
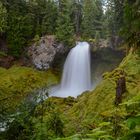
[28,36,67,70]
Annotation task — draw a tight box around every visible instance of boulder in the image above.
[28,36,67,70]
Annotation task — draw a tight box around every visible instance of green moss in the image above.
[0,66,58,114]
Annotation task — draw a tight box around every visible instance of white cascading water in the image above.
[51,42,91,97]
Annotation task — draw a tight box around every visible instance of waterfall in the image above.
[51,42,91,97]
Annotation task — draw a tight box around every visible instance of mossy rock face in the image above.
[0,66,58,114]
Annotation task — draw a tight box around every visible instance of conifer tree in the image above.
[41,0,58,35]
[70,0,83,36]
[94,0,103,37]
[56,0,74,45]
[105,0,124,36]
[82,0,103,38]
[0,1,7,34]
[7,0,34,57]
[121,0,140,48]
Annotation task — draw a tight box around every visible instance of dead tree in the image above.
[115,74,126,105]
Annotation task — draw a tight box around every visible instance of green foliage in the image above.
[3,103,34,140]
[120,98,140,140]
[32,98,64,140]
[121,132,140,140]
[103,0,139,48]
[6,0,34,57]
[47,111,64,137]
[56,0,74,45]
[120,0,140,48]
[70,0,83,35]
[0,0,58,57]
[102,0,124,46]
[40,0,58,35]
[0,1,7,33]
[126,116,140,130]
[28,0,58,36]
[82,0,103,38]
[87,128,114,140]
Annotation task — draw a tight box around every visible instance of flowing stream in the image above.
[50,42,92,97]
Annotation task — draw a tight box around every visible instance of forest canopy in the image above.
[0,0,139,57]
